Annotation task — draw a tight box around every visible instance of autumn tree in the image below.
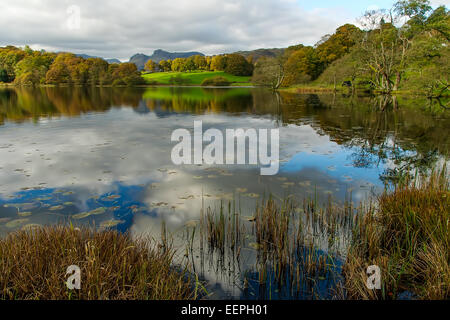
[316,24,363,66]
[159,59,172,72]
[282,46,321,86]
[171,58,187,72]
[144,59,157,72]
[210,55,227,71]
[252,56,285,89]
[14,51,55,85]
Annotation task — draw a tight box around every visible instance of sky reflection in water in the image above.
[0,87,448,298]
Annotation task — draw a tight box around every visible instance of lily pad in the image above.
[246,193,260,198]
[6,218,29,228]
[100,219,124,228]
[72,211,91,220]
[49,205,64,211]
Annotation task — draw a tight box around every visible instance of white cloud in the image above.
[0,0,352,60]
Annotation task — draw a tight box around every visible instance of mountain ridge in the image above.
[129,49,204,70]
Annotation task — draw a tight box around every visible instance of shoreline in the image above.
[2,82,448,97]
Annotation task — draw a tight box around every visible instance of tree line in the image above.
[144,53,254,76]
[0,47,144,86]
[252,0,449,95]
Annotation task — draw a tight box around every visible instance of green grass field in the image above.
[142,71,252,86]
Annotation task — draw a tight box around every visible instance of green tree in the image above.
[224,54,253,76]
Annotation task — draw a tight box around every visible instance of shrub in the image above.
[0,226,196,300]
[169,74,191,85]
[201,76,231,86]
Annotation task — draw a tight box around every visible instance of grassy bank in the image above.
[344,168,449,300]
[142,71,252,86]
[0,226,196,300]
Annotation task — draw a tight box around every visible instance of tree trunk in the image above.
[393,72,401,91]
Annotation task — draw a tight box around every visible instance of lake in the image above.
[0,86,448,299]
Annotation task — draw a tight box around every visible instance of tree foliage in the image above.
[0,46,142,86]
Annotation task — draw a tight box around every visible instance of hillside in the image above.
[130,49,204,70]
[233,48,284,62]
[75,54,120,64]
[142,71,251,86]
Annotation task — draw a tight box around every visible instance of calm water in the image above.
[0,86,448,299]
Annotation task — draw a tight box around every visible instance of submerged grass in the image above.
[344,168,449,300]
[0,225,195,300]
[198,196,355,299]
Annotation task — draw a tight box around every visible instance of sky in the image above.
[0,0,448,61]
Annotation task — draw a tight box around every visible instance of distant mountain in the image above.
[233,48,284,62]
[75,54,120,64]
[129,49,204,70]
[105,58,121,64]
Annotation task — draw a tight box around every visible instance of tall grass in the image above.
[0,225,195,300]
[344,167,449,300]
[198,196,355,299]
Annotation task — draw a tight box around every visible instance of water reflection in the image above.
[0,86,448,298]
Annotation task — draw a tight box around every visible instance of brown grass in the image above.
[344,168,450,300]
[0,225,196,300]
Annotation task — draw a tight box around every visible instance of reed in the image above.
[0,225,196,300]
[198,196,355,299]
[344,167,449,300]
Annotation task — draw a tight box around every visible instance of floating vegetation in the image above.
[90,207,106,215]
[245,193,260,198]
[151,202,169,208]
[71,207,106,220]
[299,181,311,187]
[17,211,32,217]
[100,219,124,228]
[179,195,195,200]
[236,188,247,193]
[72,212,91,220]
[35,196,52,201]
[193,176,203,180]
[103,195,121,201]
[6,218,29,228]
[21,223,41,230]
[49,205,64,211]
